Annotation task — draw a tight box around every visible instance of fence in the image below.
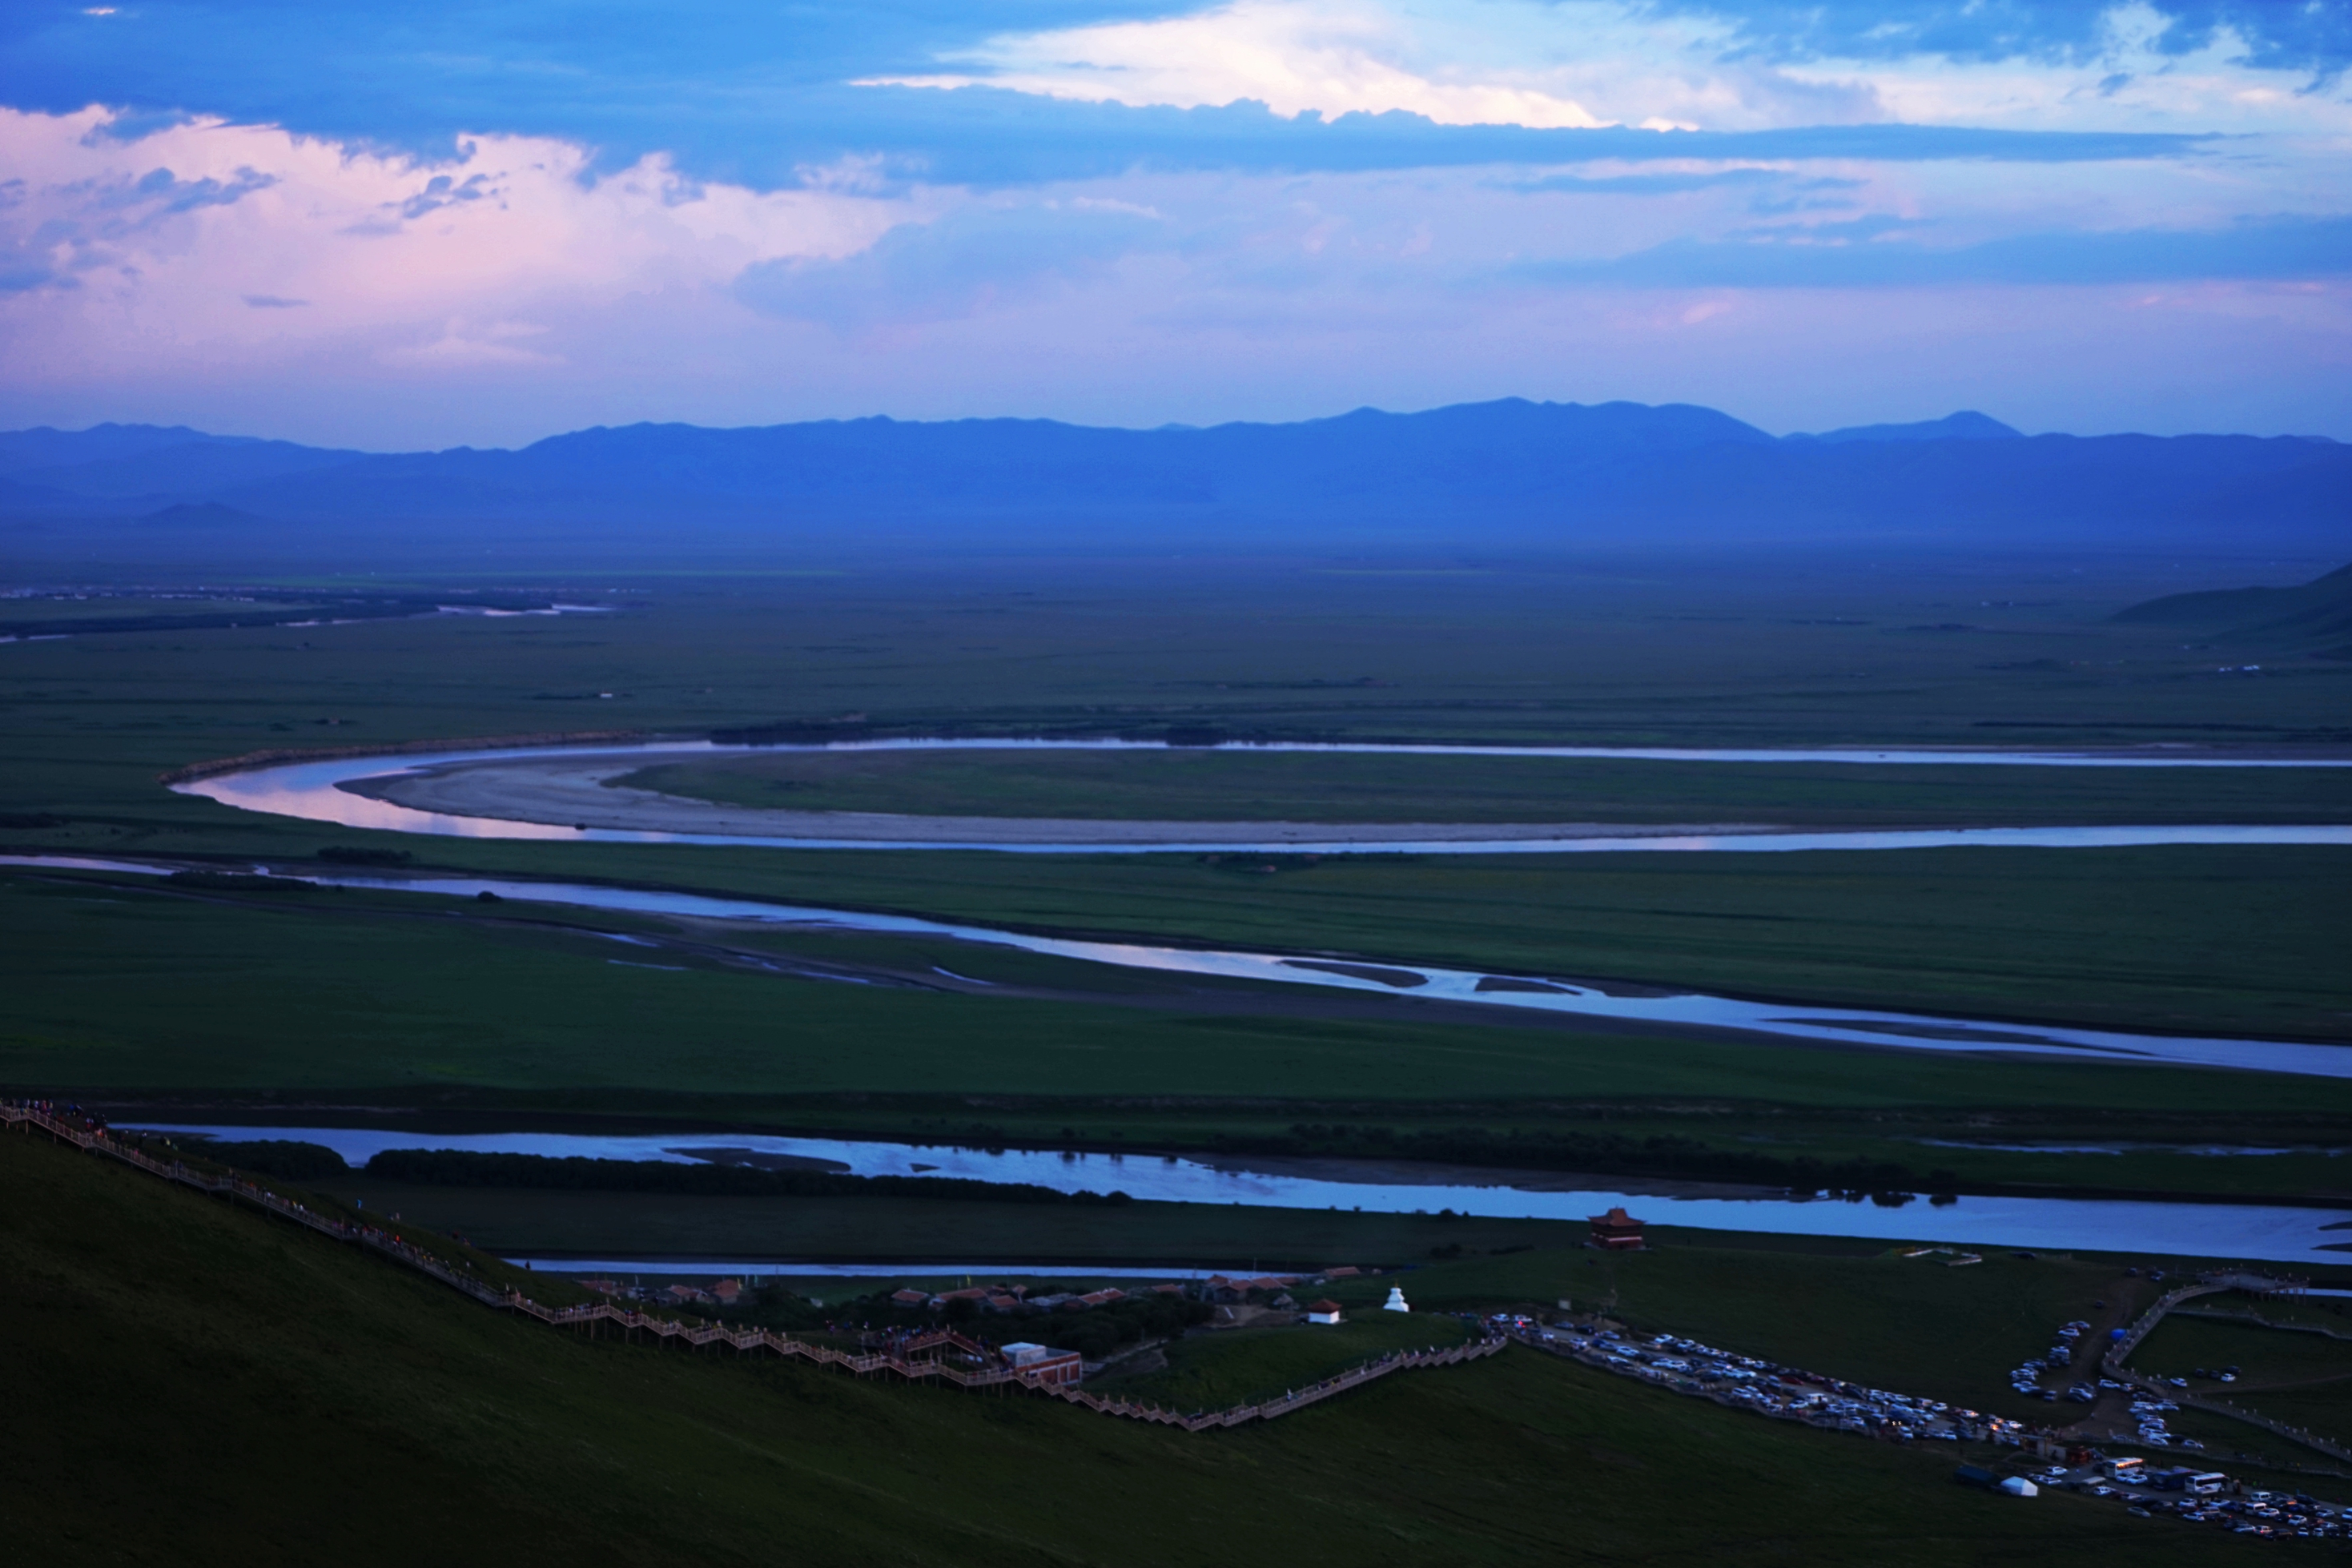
[4,1102,1502,1432]
[2101,1269,2352,1467]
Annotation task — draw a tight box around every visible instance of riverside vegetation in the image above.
[6,550,2351,1558]
[5,1126,2343,1565]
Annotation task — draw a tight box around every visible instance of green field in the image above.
[1098,1310,1473,1409]
[617,745,2352,826]
[2,1129,2323,1565]
[2137,1311,2352,1452]
[5,559,2349,1227]
[12,863,2352,1205]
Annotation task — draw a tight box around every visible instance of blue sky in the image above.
[2,0,2347,445]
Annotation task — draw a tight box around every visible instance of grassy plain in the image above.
[4,557,2350,1221]
[11,866,2352,1207]
[2137,1313,2352,1449]
[1100,1310,1473,1409]
[10,1129,2295,1567]
[621,744,2352,826]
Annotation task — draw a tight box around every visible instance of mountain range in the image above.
[2,400,2344,560]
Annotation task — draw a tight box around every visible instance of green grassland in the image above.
[2137,1313,2352,1449]
[422,837,2352,1042]
[6,561,2350,1228]
[1331,1240,2352,1460]
[2,562,2347,1044]
[295,1179,1590,1268]
[619,745,2352,826]
[11,865,2352,1206]
[0,1129,2317,1566]
[1099,1310,1473,1409]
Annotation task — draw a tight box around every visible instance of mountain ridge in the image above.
[2,398,2345,556]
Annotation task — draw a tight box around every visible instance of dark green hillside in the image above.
[2113,561,2352,657]
[0,1131,2290,1566]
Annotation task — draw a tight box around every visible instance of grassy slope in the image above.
[302,1180,1597,1267]
[1101,1311,1473,1409]
[617,747,2352,826]
[0,1130,2290,1566]
[2136,1314,2352,1446]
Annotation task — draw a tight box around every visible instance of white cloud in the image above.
[862,0,1884,131]
[0,106,917,392]
[865,0,2352,138]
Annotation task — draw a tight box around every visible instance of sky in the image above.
[1,0,2348,448]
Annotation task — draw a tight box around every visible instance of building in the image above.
[1382,1285,1410,1313]
[889,1288,932,1308]
[999,1342,1084,1386]
[710,1279,742,1305]
[1588,1207,1648,1251]
[1306,1300,1343,1325]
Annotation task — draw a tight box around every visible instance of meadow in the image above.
[9,546,2348,1563]
[10,863,2352,1207]
[618,744,2352,826]
[3,1128,2332,1565]
[4,553,2348,1220]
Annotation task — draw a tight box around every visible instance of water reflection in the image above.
[125,1122,2352,1267]
[171,740,2352,855]
[11,854,2350,1080]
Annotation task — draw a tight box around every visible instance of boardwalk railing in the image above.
[5,1103,1502,1432]
[2101,1269,2352,1467]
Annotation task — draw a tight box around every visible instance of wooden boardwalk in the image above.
[2101,1271,2352,1466]
[4,1103,1502,1432]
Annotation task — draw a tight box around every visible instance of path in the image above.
[3,1103,1500,1432]
[2104,1276,2352,1466]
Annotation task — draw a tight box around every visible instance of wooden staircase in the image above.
[5,1103,1502,1433]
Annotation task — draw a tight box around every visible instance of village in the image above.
[569,1262,1401,1386]
[18,1104,2350,1548]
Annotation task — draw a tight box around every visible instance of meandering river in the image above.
[171,739,2352,854]
[11,853,2349,1079]
[121,1122,2352,1268]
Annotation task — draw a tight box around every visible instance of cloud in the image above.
[866,0,1884,132]
[0,103,911,380]
[1513,168,1863,195]
[0,6,2346,445]
[380,319,565,368]
[110,164,278,215]
[1652,1,2352,77]
[866,0,2352,143]
[866,0,1615,129]
[0,0,2322,194]
[736,199,1168,325]
[1513,211,2352,288]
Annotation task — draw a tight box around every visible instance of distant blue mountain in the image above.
[2,399,2344,556]
[1787,411,2022,444]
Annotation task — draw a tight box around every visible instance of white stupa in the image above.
[1382,1285,1410,1313]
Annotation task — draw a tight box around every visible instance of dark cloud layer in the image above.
[1651,0,2352,76]
[0,1,2268,189]
[1515,213,2352,288]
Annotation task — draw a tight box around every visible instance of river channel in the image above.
[171,739,2352,854]
[123,1122,2352,1269]
[12,853,2350,1078]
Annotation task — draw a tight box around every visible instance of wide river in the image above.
[123,1121,2352,1271]
[12,853,2350,1079]
[172,738,2352,854]
[38,738,2352,1263]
